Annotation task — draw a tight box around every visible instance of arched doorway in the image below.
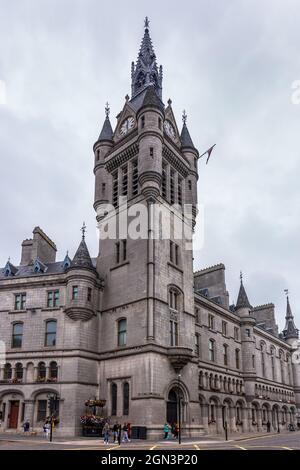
[166,387,183,426]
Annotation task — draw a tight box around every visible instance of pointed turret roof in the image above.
[98,103,113,142]
[71,224,95,270]
[235,274,252,310]
[282,295,299,340]
[180,111,197,151]
[131,18,163,99]
[140,84,164,112]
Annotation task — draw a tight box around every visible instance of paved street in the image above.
[0,431,299,451]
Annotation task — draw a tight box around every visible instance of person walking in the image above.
[122,423,129,442]
[127,422,131,440]
[117,423,122,445]
[23,420,30,434]
[174,422,179,439]
[113,422,119,443]
[163,422,169,439]
[103,421,110,444]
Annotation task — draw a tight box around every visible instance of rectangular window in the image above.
[150,147,154,157]
[121,165,128,196]
[234,327,239,341]
[162,162,167,199]
[209,340,215,362]
[208,314,214,330]
[116,242,120,264]
[132,159,138,197]
[222,321,227,336]
[169,240,174,263]
[141,115,145,128]
[45,321,57,347]
[37,400,47,422]
[47,290,59,308]
[245,328,250,337]
[170,169,175,204]
[170,320,178,346]
[72,286,78,301]
[188,180,192,190]
[175,244,179,265]
[122,240,127,261]
[112,170,118,208]
[178,177,182,206]
[195,333,201,357]
[15,293,26,311]
[252,354,255,368]
[195,308,200,324]
[87,287,92,302]
[102,182,106,194]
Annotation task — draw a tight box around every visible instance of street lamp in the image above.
[177,374,181,445]
[276,407,280,433]
[47,393,60,442]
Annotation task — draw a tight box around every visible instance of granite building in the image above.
[0,19,299,438]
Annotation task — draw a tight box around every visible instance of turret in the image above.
[65,224,98,322]
[93,104,114,221]
[180,112,199,227]
[282,293,299,345]
[235,273,257,393]
[137,84,164,201]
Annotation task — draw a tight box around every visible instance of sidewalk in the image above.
[0,429,297,446]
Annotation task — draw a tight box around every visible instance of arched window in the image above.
[49,361,58,380]
[223,344,228,366]
[260,343,266,377]
[111,383,117,416]
[235,349,240,369]
[15,363,23,380]
[118,319,127,346]
[4,363,12,380]
[123,382,129,416]
[169,288,179,311]
[38,362,46,380]
[45,320,57,347]
[209,339,215,362]
[270,347,276,381]
[12,322,23,348]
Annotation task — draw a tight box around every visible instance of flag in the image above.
[199,144,216,164]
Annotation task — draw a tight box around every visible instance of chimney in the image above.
[20,227,57,265]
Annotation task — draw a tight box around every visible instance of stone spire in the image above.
[282,292,299,340]
[131,17,163,99]
[235,272,252,310]
[98,103,113,142]
[180,110,196,150]
[71,224,94,270]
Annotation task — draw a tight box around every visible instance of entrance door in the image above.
[166,389,178,425]
[9,401,20,429]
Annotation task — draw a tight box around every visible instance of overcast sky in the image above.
[0,0,299,330]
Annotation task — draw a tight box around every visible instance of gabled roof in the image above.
[3,260,18,277]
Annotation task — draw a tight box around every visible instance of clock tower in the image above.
[93,18,202,438]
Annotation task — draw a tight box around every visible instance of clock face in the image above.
[164,120,176,140]
[120,117,135,136]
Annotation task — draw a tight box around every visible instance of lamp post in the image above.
[47,393,60,442]
[177,373,181,445]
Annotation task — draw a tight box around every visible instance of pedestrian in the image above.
[103,421,110,444]
[113,422,118,443]
[117,424,122,445]
[127,422,131,440]
[174,422,179,439]
[43,420,50,439]
[163,422,169,439]
[23,420,30,433]
[122,422,129,442]
[266,421,271,432]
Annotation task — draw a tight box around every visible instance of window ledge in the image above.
[167,262,183,274]
[110,261,129,272]
[8,310,27,314]
[41,307,61,312]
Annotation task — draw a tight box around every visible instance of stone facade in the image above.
[0,20,299,438]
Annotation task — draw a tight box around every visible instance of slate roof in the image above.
[70,238,95,270]
[98,116,113,142]
[181,122,196,150]
[0,258,96,279]
[236,281,252,310]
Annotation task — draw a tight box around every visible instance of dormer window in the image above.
[33,259,46,274]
